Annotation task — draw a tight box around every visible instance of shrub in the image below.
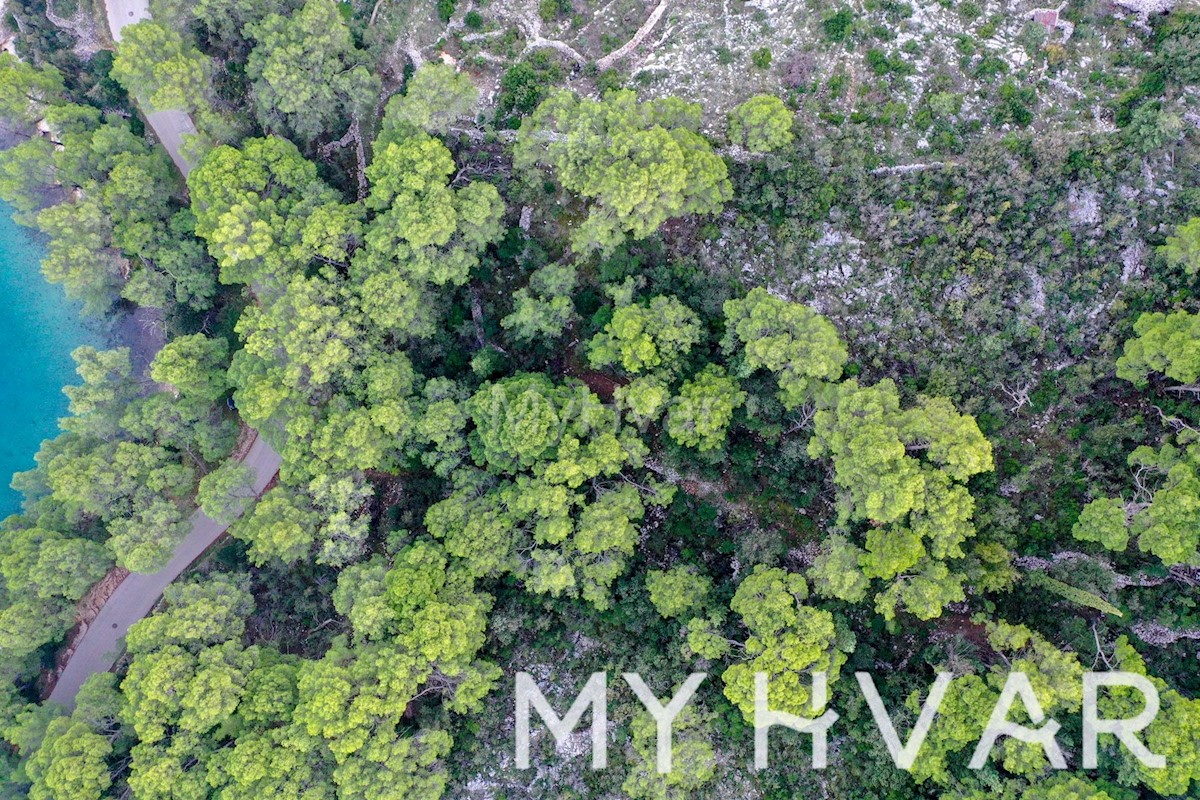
[974,53,1008,80]
[539,0,571,21]
[596,68,624,95]
[497,53,564,122]
[866,49,890,75]
[822,9,854,42]
[994,80,1036,126]
[866,49,913,76]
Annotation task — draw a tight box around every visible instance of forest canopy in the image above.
[0,0,1199,798]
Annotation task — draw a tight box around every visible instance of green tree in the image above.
[149,333,230,404]
[361,132,503,287]
[646,566,712,618]
[622,699,716,800]
[722,287,847,408]
[230,484,320,566]
[61,347,137,440]
[333,556,397,642]
[1020,776,1115,800]
[588,295,703,376]
[1103,638,1200,795]
[25,718,112,800]
[666,365,746,452]
[465,373,645,479]
[191,0,300,45]
[1101,319,1200,565]
[121,213,218,311]
[245,0,379,143]
[615,376,671,425]
[188,135,342,286]
[0,135,57,216]
[1161,216,1200,275]
[911,619,1084,787]
[1131,446,1200,565]
[501,263,579,343]
[197,461,257,525]
[124,573,255,656]
[34,195,122,315]
[112,21,209,112]
[1072,497,1130,551]
[728,94,794,153]
[807,378,992,619]
[807,535,869,602]
[0,527,111,602]
[873,557,967,621]
[380,63,478,138]
[102,151,177,255]
[721,566,849,721]
[0,54,65,126]
[228,273,361,427]
[426,375,664,609]
[1116,310,1200,387]
[514,89,732,253]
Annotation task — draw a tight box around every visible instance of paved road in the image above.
[48,434,282,706]
[105,0,198,176]
[45,2,281,708]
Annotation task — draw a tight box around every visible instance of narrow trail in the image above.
[46,1,282,708]
[595,0,670,70]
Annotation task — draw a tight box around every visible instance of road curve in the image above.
[46,1,282,708]
[48,433,282,706]
[105,0,198,175]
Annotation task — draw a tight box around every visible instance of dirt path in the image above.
[595,0,670,70]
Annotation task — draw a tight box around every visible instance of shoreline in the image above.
[0,201,161,514]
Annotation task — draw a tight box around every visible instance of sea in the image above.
[0,200,104,516]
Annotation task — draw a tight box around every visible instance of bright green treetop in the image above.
[112,21,209,113]
[189,136,341,286]
[589,295,703,375]
[1162,216,1200,274]
[466,373,645,480]
[646,566,712,619]
[722,287,846,408]
[666,365,746,452]
[622,699,716,800]
[514,88,731,253]
[149,333,229,404]
[1072,496,1130,551]
[728,94,795,153]
[1116,310,1200,388]
[362,132,503,287]
[380,63,478,138]
[721,566,848,721]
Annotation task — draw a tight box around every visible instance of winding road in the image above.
[106,0,199,176]
[46,0,281,707]
[49,435,281,705]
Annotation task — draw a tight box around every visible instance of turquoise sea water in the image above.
[0,201,104,515]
